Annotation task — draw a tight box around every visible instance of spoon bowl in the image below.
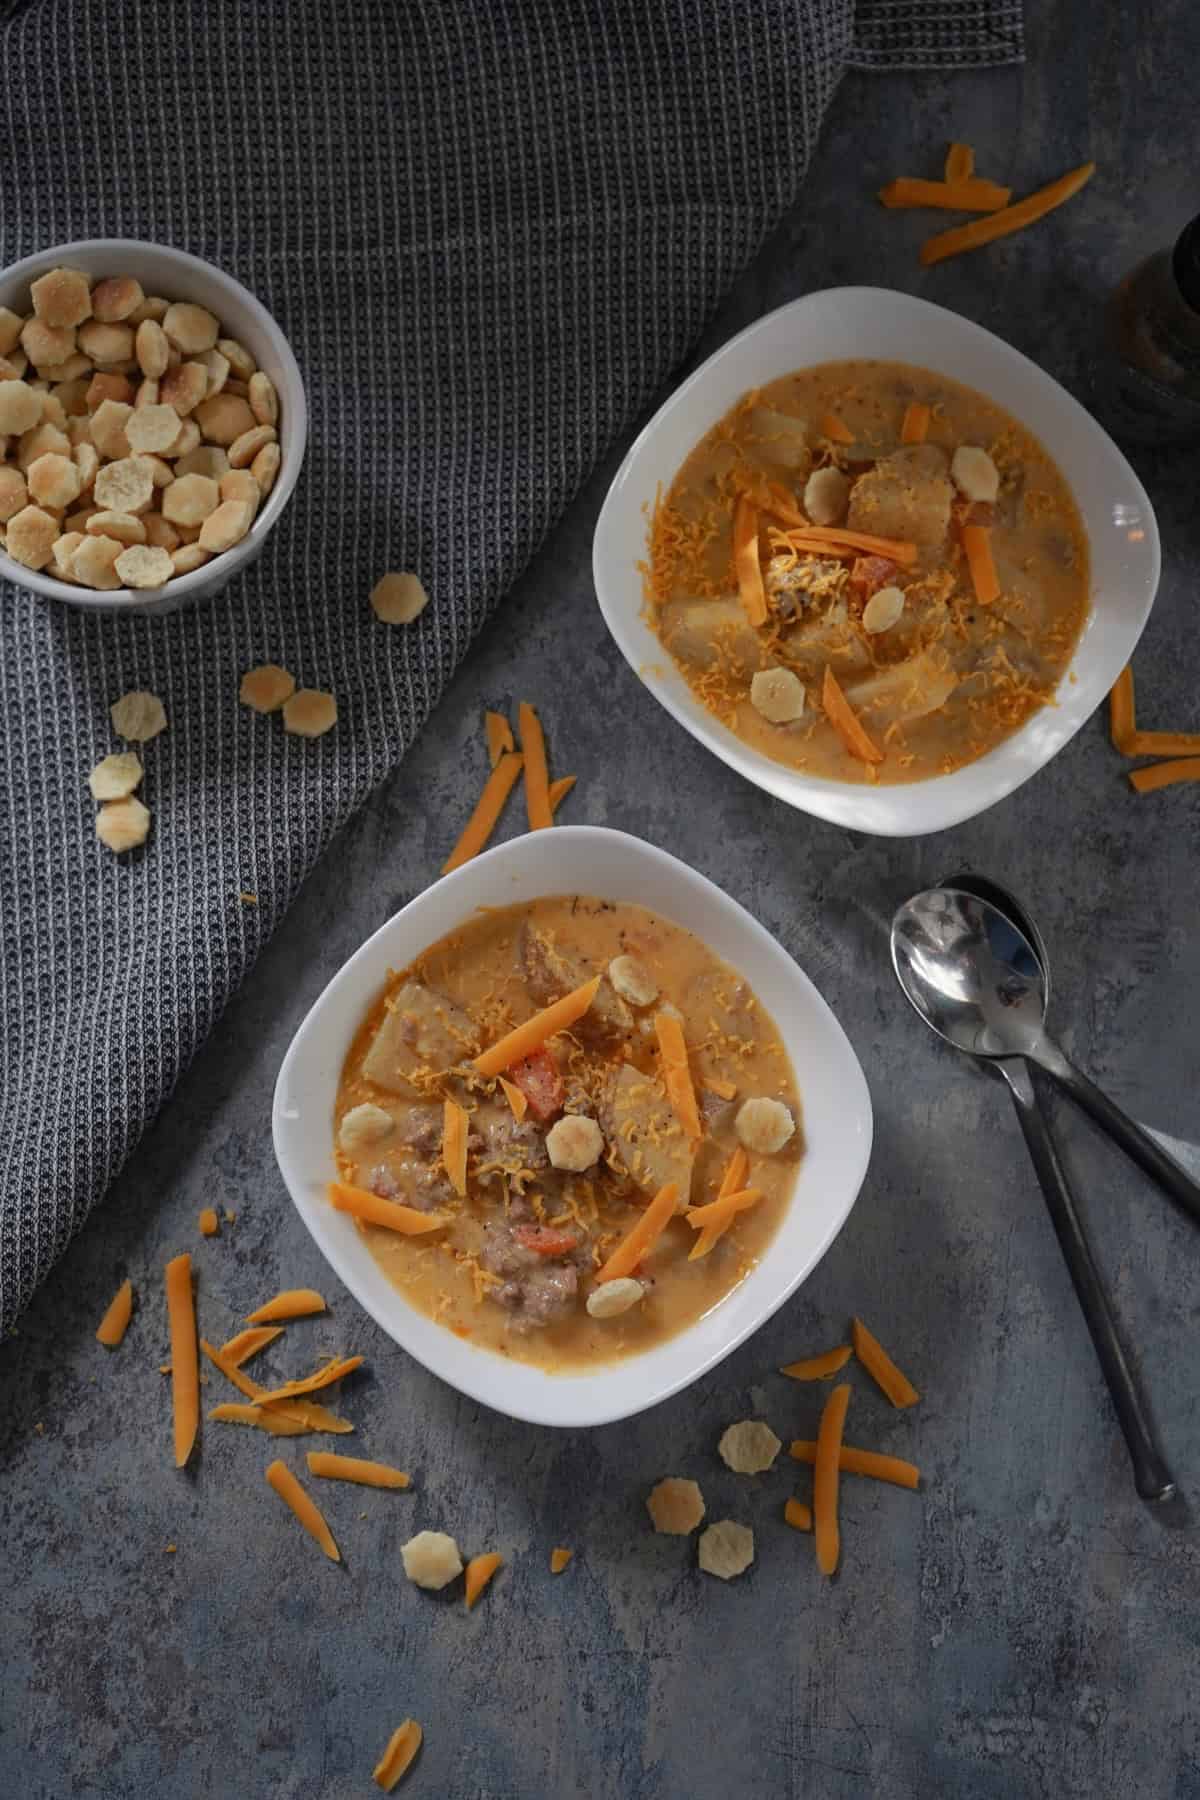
[891,887,1048,1062]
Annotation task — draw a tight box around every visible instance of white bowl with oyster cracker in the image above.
[0,239,306,617]
[272,826,873,1429]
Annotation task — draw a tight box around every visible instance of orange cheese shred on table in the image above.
[1129,757,1200,794]
[823,664,883,766]
[790,1439,920,1490]
[878,176,1011,212]
[95,1277,134,1347]
[778,1344,853,1381]
[306,1451,410,1487]
[1109,664,1136,752]
[373,1719,423,1791]
[484,710,514,768]
[518,700,553,831]
[733,494,767,627]
[165,1253,199,1469]
[473,976,600,1077]
[550,1547,573,1574]
[197,1207,219,1237]
[943,141,975,183]
[548,774,577,816]
[464,1551,504,1608]
[265,1459,341,1562]
[203,1339,352,1432]
[442,750,525,874]
[813,1381,852,1577]
[328,1180,448,1235]
[594,1182,679,1285]
[245,1288,327,1324]
[654,1010,702,1140]
[852,1315,921,1408]
[200,1336,264,1401]
[784,1498,813,1532]
[256,1353,364,1409]
[920,161,1096,266]
[208,1402,310,1437]
[442,1098,469,1198]
[218,1325,283,1366]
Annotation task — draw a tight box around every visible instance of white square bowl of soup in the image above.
[593,287,1161,836]
[272,827,872,1428]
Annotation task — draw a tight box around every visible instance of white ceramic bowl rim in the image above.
[0,237,306,611]
[592,285,1162,837]
[272,826,873,1428]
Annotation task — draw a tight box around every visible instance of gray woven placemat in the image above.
[0,0,1022,1335]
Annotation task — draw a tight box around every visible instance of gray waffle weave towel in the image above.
[0,0,1022,1334]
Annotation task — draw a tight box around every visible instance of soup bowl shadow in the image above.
[272,826,872,1428]
[592,286,1161,837]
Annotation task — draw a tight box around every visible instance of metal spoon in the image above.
[893,881,1184,1502]
[892,886,1200,1229]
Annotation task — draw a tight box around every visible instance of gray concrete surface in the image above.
[4,9,1200,1797]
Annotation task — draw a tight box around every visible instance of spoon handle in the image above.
[1004,1063,1175,1503]
[1033,1043,1200,1230]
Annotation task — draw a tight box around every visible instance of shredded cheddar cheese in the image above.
[306,1452,411,1488]
[265,1459,341,1562]
[373,1720,423,1791]
[96,1278,133,1347]
[165,1254,199,1469]
[246,1288,327,1324]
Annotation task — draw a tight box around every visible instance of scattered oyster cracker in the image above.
[110,690,167,743]
[698,1520,755,1580]
[95,797,151,853]
[88,752,143,801]
[239,664,296,713]
[282,688,338,738]
[734,1097,795,1155]
[646,1478,705,1535]
[400,1530,462,1590]
[370,570,429,624]
[718,1420,782,1475]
